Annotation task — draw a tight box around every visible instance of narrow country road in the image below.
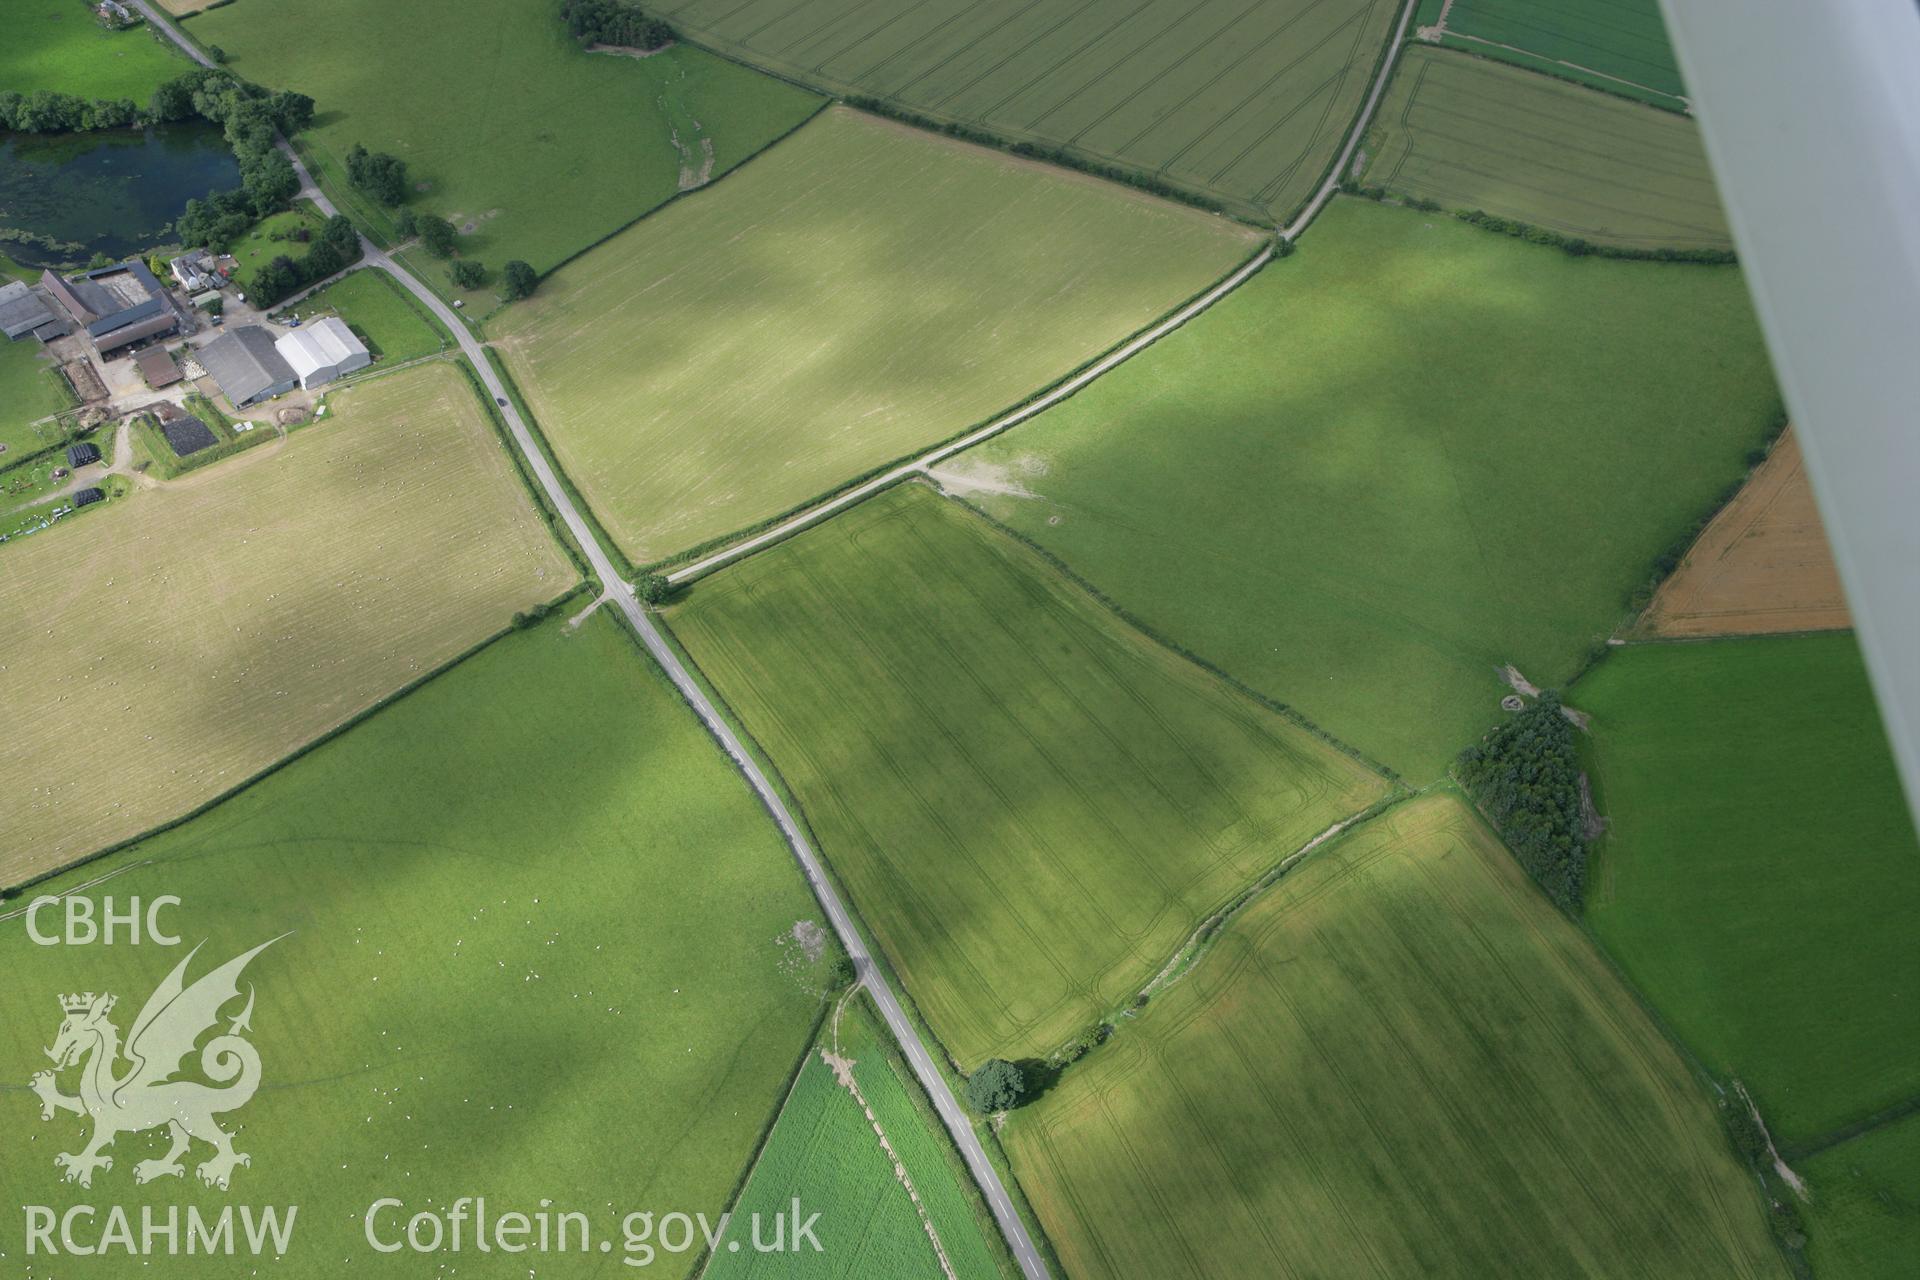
[130,6,1421,1275]
[130,6,1052,1274]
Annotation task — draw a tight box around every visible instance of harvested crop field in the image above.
[495,107,1260,565]
[0,362,575,883]
[187,0,823,271]
[959,197,1780,780]
[0,611,837,1279]
[1003,792,1784,1280]
[668,483,1389,1066]
[1429,0,1687,110]
[1365,46,1729,249]
[1579,634,1920,1143]
[1639,429,1851,636]
[656,0,1404,222]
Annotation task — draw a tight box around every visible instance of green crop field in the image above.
[0,361,575,884]
[0,338,75,463]
[1003,792,1783,1279]
[1431,0,1687,109]
[186,0,822,273]
[709,995,1009,1279]
[282,268,451,364]
[959,197,1779,780]
[839,998,1013,1280]
[669,483,1388,1066]
[1802,1111,1920,1280]
[1365,46,1729,249]
[0,610,838,1278]
[3,6,189,99]
[495,107,1260,565]
[657,0,1403,222]
[1578,634,1920,1143]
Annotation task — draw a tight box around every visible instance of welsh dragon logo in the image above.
[29,937,284,1191]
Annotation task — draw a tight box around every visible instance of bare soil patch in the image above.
[1639,429,1851,637]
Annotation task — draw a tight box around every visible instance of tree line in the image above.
[246,214,363,308]
[1338,181,1739,264]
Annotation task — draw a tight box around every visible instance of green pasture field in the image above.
[1435,0,1687,109]
[1365,46,1729,249]
[224,204,328,293]
[0,361,576,883]
[668,483,1388,1066]
[1578,634,1920,1143]
[494,106,1259,565]
[1802,1111,1920,1280]
[1,5,188,100]
[709,995,1009,1279]
[281,268,451,364]
[0,611,838,1278]
[656,0,1404,223]
[1003,792,1784,1279]
[0,338,76,463]
[187,0,822,273]
[960,197,1779,780]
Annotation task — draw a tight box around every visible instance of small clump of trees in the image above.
[964,1059,1026,1115]
[562,0,674,51]
[450,258,488,289]
[345,143,409,206]
[415,214,458,258]
[1455,691,1587,910]
[500,259,538,301]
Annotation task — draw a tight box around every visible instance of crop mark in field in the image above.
[818,1037,961,1280]
[1445,31,1687,106]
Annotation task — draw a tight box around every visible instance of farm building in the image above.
[134,346,182,388]
[0,280,71,342]
[39,261,182,357]
[66,442,102,468]
[72,487,105,508]
[275,317,370,389]
[199,326,296,407]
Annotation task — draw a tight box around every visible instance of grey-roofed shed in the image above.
[198,326,297,407]
[0,281,58,340]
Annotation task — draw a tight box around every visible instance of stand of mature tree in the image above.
[245,214,363,307]
[346,144,409,207]
[561,0,673,51]
[1455,691,1588,911]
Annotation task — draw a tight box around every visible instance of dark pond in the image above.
[0,121,239,270]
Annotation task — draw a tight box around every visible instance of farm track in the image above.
[131,4,1424,1274]
[665,0,1420,586]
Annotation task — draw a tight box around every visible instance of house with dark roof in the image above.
[66,442,102,469]
[198,326,297,407]
[72,487,106,508]
[39,260,182,357]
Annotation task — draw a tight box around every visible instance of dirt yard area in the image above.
[1639,430,1852,637]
